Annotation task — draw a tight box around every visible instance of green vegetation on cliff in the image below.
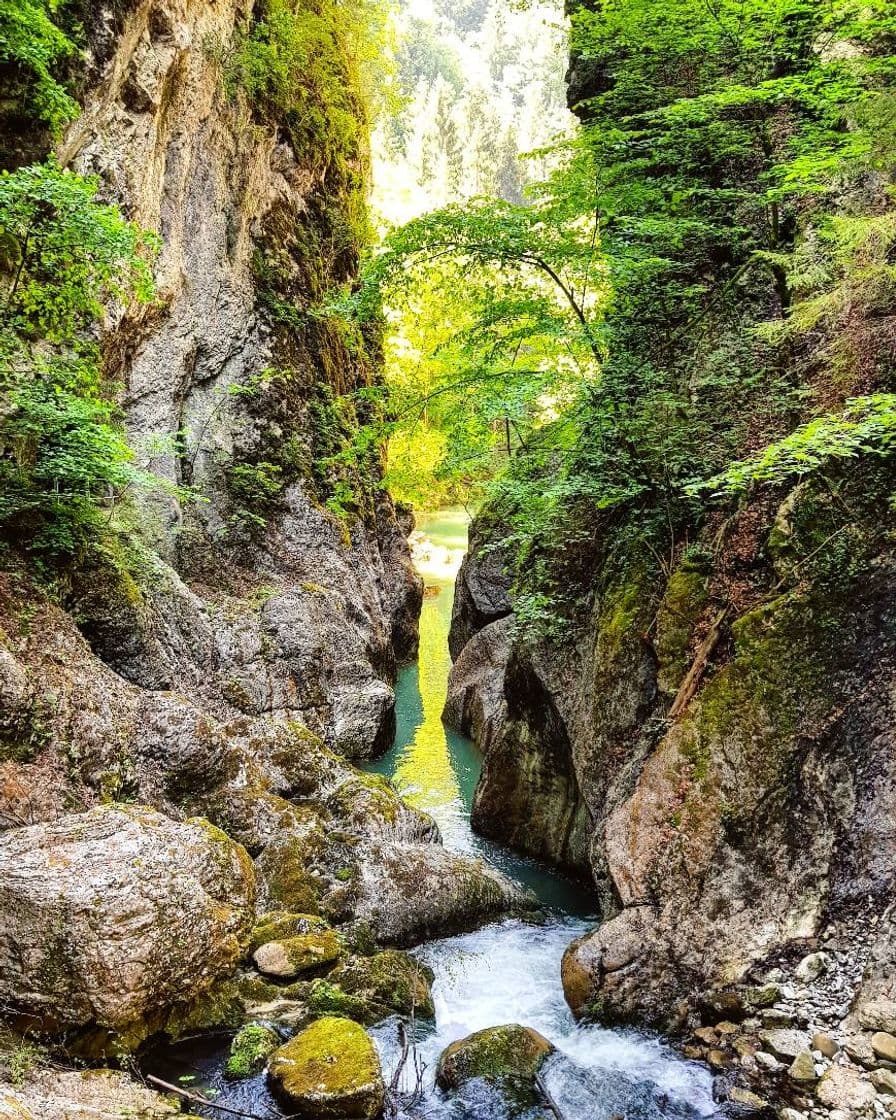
[355,0,895,631]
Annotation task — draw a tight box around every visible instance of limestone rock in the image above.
[872,1068,896,1095]
[0,1069,178,1119]
[308,950,435,1025]
[758,1029,809,1062]
[435,1024,553,1090]
[268,1016,384,1118]
[0,806,254,1043]
[811,1032,839,1058]
[788,1050,818,1082]
[872,1031,896,1063]
[816,1065,876,1111]
[349,840,532,946]
[795,952,830,982]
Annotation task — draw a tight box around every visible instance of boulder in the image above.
[442,617,512,752]
[253,930,343,980]
[435,1024,553,1091]
[0,1069,178,1119]
[225,1024,281,1080]
[268,1016,384,1118]
[815,1065,876,1111]
[0,806,254,1044]
[758,1029,808,1062]
[350,840,532,946]
[307,951,435,1025]
[872,1031,896,1063]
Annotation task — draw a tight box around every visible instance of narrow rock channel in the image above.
[367,511,719,1120]
[142,510,718,1119]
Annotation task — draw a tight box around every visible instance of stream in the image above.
[144,510,720,1120]
[364,509,719,1120]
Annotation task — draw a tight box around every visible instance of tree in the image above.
[0,162,158,554]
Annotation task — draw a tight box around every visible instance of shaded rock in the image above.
[728,1086,768,1111]
[253,931,343,980]
[872,1067,896,1095]
[268,1016,384,1118]
[0,806,254,1044]
[225,1024,281,1080]
[562,906,657,1020]
[349,840,532,947]
[443,617,512,753]
[435,1024,553,1090]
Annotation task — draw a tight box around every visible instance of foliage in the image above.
[0,162,159,554]
[694,395,896,495]
[0,0,78,132]
[358,0,895,627]
[222,0,395,175]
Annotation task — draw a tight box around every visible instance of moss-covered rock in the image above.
[253,930,343,980]
[224,1024,281,1080]
[249,913,329,954]
[267,1016,384,1118]
[435,1023,553,1091]
[307,951,434,1025]
[255,829,325,916]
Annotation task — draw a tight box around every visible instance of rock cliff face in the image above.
[448,427,896,1056]
[0,0,536,1073]
[52,0,422,762]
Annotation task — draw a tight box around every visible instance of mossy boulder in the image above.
[249,913,329,954]
[267,1016,384,1118]
[255,828,326,916]
[253,930,343,980]
[224,1024,281,1080]
[435,1023,553,1091]
[307,951,434,1025]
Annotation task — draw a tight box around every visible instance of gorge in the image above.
[0,1,894,1119]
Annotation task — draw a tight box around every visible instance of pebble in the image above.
[813,1032,840,1058]
[756,1051,782,1071]
[790,1050,819,1082]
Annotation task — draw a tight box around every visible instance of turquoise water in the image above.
[366,508,595,917]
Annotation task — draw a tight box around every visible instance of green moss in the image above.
[253,929,343,979]
[249,912,328,954]
[655,564,709,694]
[267,1016,384,1116]
[435,1024,552,1091]
[224,1024,280,1080]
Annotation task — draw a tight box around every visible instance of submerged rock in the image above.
[0,806,254,1046]
[268,1016,384,1118]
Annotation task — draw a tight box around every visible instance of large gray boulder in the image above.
[349,840,533,946]
[0,806,255,1042]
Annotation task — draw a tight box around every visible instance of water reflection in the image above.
[367,508,595,916]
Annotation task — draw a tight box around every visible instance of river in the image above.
[145,510,719,1120]
[364,509,719,1120]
